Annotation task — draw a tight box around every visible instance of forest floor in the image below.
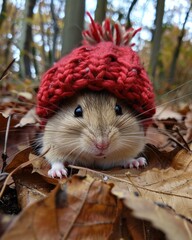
[0,73,192,239]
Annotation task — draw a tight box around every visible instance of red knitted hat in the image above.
[36,13,155,127]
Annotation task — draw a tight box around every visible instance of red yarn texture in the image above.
[36,41,155,126]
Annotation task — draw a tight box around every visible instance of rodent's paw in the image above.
[48,162,68,178]
[124,157,147,169]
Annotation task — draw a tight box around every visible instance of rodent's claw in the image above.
[124,157,147,169]
[137,157,147,166]
[48,162,68,178]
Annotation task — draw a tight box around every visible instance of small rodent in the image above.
[35,14,156,178]
[39,91,147,178]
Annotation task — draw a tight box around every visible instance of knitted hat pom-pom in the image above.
[83,12,141,46]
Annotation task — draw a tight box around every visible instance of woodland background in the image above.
[0,0,192,95]
[0,1,192,238]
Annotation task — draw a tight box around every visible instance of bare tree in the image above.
[38,1,47,72]
[61,0,85,56]
[0,0,7,29]
[126,0,138,28]
[168,2,192,83]
[95,0,107,24]
[20,0,37,78]
[50,0,59,64]
[149,0,165,85]
[4,15,16,65]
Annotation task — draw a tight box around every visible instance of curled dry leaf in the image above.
[0,148,34,200]
[155,106,183,121]
[10,90,33,100]
[1,175,122,240]
[0,112,35,165]
[122,194,192,240]
[15,108,40,128]
[13,169,55,209]
[4,147,32,173]
[171,144,192,170]
[2,148,57,208]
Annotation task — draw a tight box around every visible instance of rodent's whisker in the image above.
[8,99,60,117]
[70,149,85,167]
[134,91,192,121]
[45,145,80,158]
[157,79,192,99]
[64,147,82,160]
[121,133,146,138]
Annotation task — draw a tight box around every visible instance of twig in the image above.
[68,165,192,200]
[1,114,12,173]
[0,58,16,81]
[158,128,191,152]
[174,126,192,152]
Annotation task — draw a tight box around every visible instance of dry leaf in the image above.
[0,214,15,238]
[76,145,192,220]
[13,169,55,209]
[122,195,192,240]
[2,149,57,209]
[155,106,183,121]
[4,147,32,173]
[15,108,40,127]
[0,113,34,166]
[1,175,191,240]
[1,175,122,239]
[11,90,33,100]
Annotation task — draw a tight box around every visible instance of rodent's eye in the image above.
[115,104,123,116]
[74,105,83,117]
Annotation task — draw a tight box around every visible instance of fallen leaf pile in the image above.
[0,94,192,239]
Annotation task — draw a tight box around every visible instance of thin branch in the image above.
[158,128,192,153]
[0,58,16,81]
[1,115,12,173]
[174,126,191,152]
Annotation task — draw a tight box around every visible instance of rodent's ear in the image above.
[115,104,123,116]
[74,105,83,117]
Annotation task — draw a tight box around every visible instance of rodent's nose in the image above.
[95,142,109,150]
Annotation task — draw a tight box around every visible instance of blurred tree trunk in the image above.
[168,3,192,83]
[20,0,37,79]
[50,0,59,64]
[95,0,107,24]
[61,0,85,56]
[5,19,15,65]
[149,0,165,86]
[32,41,39,77]
[0,0,7,29]
[126,0,138,28]
[39,1,50,72]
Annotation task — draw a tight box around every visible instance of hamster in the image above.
[39,91,147,178]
